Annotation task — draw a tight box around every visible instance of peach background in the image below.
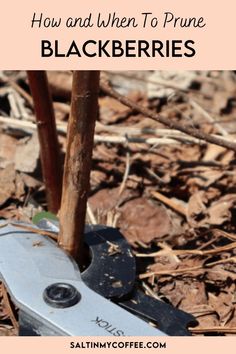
[0,0,234,69]
[0,336,236,353]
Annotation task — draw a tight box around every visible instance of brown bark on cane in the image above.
[27,71,62,213]
[58,71,100,261]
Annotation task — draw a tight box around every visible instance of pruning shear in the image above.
[0,219,197,336]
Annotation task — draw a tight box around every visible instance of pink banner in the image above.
[0,337,236,354]
[0,0,234,69]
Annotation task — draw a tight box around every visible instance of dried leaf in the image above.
[187,168,224,188]
[120,198,181,244]
[20,173,42,189]
[187,191,208,227]
[206,194,236,226]
[0,134,17,168]
[203,145,227,162]
[14,132,39,173]
[99,96,130,124]
[47,71,72,100]
[0,164,16,206]
[187,193,236,227]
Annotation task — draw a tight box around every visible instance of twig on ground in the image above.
[197,236,218,251]
[139,257,236,279]
[141,281,163,301]
[118,148,131,196]
[106,210,120,228]
[0,116,66,134]
[189,99,229,136]
[93,134,187,145]
[0,283,18,331]
[2,116,236,148]
[136,241,236,258]
[190,326,236,334]
[0,117,198,145]
[101,81,236,152]
[156,242,181,264]
[145,167,168,184]
[7,90,29,120]
[212,229,236,241]
[7,78,33,106]
[151,191,187,217]
[87,202,97,225]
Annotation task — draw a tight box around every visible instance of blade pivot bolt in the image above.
[43,283,81,308]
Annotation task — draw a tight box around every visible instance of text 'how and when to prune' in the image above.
[31,12,206,59]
